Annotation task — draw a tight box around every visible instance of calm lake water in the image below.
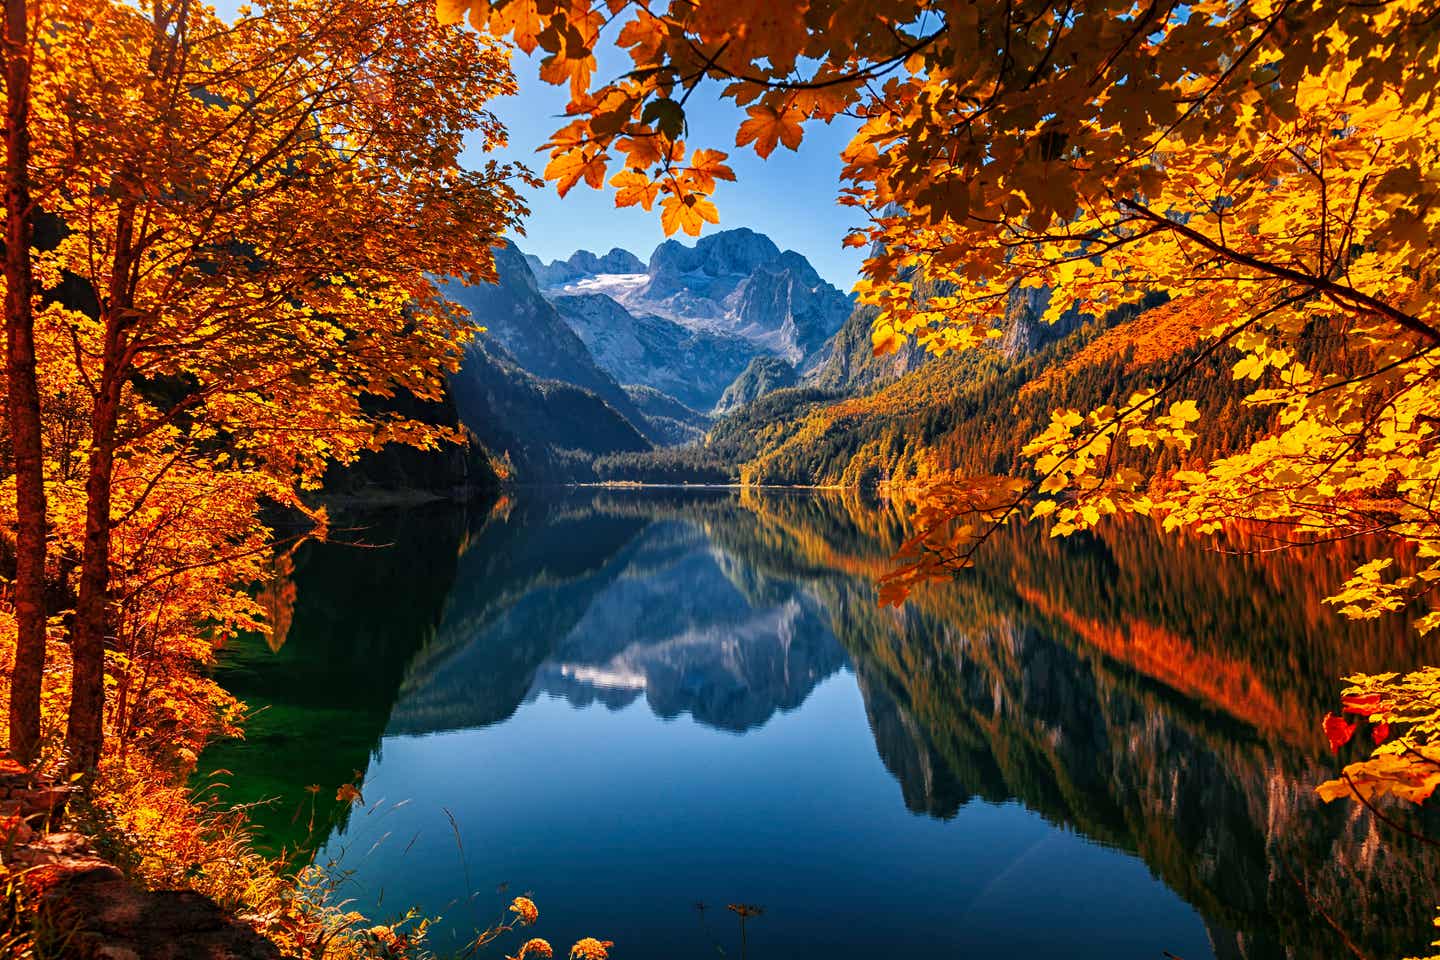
[203,490,1440,959]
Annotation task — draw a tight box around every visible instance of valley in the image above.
[447,228,1257,492]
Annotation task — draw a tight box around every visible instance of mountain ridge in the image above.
[537,228,853,374]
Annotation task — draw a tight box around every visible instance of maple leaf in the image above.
[540,50,598,99]
[659,192,719,236]
[735,104,803,159]
[615,134,668,171]
[683,148,735,193]
[490,0,542,54]
[545,149,608,197]
[610,168,660,210]
[616,10,666,62]
[435,0,469,26]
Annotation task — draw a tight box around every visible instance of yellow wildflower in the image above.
[509,896,539,925]
[510,938,553,960]
[569,938,614,959]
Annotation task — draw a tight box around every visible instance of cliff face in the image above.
[550,292,757,411]
[626,229,852,369]
[808,301,928,393]
[714,355,799,414]
[440,242,679,476]
[808,283,1083,396]
[441,242,638,416]
[525,247,646,287]
[533,229,852,411]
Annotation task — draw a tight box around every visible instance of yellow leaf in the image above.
[436,0,470,26]
[610,169,661,211]
[660,193,719,236]
[735,105,804,159]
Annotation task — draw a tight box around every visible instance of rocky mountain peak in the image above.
[507,228,854,418]
[647,227,782,279]
[526,246,645,287]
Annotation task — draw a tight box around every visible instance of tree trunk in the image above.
[3,0,48,765]
[66,194,135,776]
[65,333,124,775]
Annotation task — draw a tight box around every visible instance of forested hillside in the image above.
[595,289,1254,489]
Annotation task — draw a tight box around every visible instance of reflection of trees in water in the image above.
[711,491,1440,960]
[209,489,1440,957]
[202,505,475,852]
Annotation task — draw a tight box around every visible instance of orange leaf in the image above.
[660,193,719,237]
[616,9,666,61]
[436,0,470,26]
[545,149,608,197]
[615,134,668,171]
[610,169,661,211]
[490,0,542,54]
[689,148,735,180]
[735,104,803,159]
[539,49,598,98]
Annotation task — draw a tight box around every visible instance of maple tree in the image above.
[0,0,530,777]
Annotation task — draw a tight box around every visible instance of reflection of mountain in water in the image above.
[208,489,1440,959]
[525,523,848,731]
[390,512,848,735]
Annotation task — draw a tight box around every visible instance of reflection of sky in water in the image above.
[329,680,1209,959]
[321,514,1212,960]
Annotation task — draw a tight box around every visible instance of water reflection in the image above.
[205,489,1440,959]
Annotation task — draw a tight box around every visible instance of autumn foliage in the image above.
[438,0,1440,943]
[0,0,530,770]
[0,0,535,949]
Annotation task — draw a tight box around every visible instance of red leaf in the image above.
[1342,693,1385,715]
[1372,721,1391,745]
[1324,712,1357,753]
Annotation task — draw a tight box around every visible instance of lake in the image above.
[202,489,1440,959]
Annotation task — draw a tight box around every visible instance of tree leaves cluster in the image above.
[445,0,1440,870]
[1,0,528,776]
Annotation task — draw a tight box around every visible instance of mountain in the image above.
[550,292,758,411]
[809,279,1072,395]
[538,228,853,372]
[441,241,703,475]
[715,355,799,414]
[590,285,1226,489]
[440,242,638,414]
[449,341,650,479]
[622,385,709,445]
[809,301,927,393]
[525,247,645,288]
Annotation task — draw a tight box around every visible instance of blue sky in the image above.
[468,51,868,290]
[204,0,868,289]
